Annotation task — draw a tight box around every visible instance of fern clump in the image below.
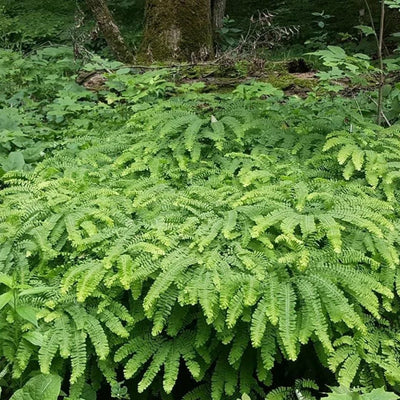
[1,60,400,399]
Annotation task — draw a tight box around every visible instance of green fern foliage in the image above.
[1,56,400,399]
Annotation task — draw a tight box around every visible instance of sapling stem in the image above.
[377,0,386,125]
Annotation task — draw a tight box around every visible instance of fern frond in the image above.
[277,283,298,360]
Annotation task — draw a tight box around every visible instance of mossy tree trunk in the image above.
[139,0,214,62]
[212,0,227,32]
[86,0,135,63]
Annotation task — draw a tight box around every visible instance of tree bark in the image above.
[86,0,135,64]
[212,0,227,32]
[139,0,214,62]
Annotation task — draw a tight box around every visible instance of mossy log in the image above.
[139,0,214,62]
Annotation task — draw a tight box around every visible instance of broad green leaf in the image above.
[0,274,13,287]
[324,387,361,400]
[364,388,399,400]
[116,68,131,75]
[324,394,359,400]
[23,331,44,347]
[16,304,38,326]
[354,25,376,37]
[3,151,25,171]
[19,287,53,296]
[10,374,62,400]
[0,291,13,311]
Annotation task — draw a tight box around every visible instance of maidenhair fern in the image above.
[1,69,400,399]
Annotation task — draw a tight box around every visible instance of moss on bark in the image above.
[212,0,227,31]
[86,0,134,64]
[139,0,214,62]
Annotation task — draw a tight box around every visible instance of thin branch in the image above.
[368,95,391,126]
[377,0,386,125]
[363,0,380,49]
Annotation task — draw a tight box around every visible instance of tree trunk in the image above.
[212,0,227,32]
[86,0,135,64]
[139,0,214,62]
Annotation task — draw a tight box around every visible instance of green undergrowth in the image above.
[0,0,74,50]
[1,48,400,400]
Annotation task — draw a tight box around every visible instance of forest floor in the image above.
[79,60,400,100]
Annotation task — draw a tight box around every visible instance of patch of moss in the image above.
[182,65,219,79]
[234,60,250,77]
[263,61,291,74]
[262,72,317,90]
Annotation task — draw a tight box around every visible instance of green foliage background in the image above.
[0,45,399,399]
[0,0,400,399]
[0,0,375,53]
